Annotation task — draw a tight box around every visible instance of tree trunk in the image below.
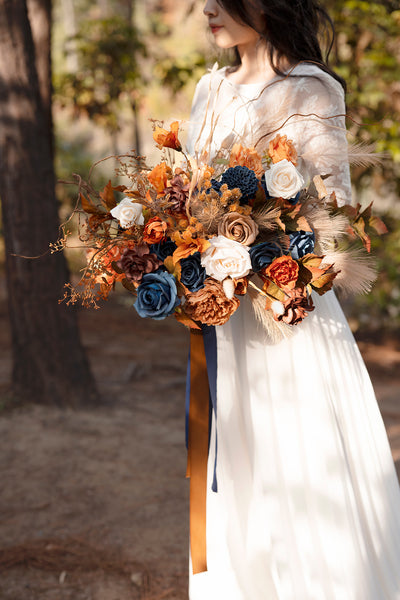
[0,0,98,406]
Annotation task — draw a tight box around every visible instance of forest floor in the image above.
[0,280,400,600]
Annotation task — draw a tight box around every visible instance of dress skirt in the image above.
[189,291,400,600]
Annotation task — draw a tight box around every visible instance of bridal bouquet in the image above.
[58,121,386,334]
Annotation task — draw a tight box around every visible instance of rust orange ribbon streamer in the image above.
[186,329,209,574]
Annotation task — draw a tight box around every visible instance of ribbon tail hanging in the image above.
[187,329,209,574]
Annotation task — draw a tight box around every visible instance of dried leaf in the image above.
[310,271,338,295]
[111,260,124,275]
[298,254,333,285]
[80,193,104,215]
[121,278,137,294]
[368,215,388,236]
[295,216,313,232]
[100,181,117,211]
[352,218,371,252]
[308,175,329,200]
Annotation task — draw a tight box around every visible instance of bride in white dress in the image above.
[186,1,400,599]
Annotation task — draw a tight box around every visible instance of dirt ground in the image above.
[0,281,400,600]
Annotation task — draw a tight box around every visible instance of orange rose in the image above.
[148,162,172,196]
[268,135,298,166]
[153,121,182,151]
[229,144,264,178]
[142,217,168,244]
[264,255,299,289]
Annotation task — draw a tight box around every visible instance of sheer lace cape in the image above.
[187,63,352,207]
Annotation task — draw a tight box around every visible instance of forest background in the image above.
[0,0,399,405]
[0,2,399,599]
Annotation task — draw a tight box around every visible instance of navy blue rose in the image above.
[180,252,206,293]
[249,242,283,272]
[150,240,177,261]
[289,230,315,259]
[220,166,259,204]
[134,271,180,320]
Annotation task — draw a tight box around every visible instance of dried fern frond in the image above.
[298,198,349,250]
[252,204,281,231]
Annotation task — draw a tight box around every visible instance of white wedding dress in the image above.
[186,64,400,600]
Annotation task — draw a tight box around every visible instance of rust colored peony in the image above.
[153,121,182,151]
[142,217,168,244]
[116,244,162,283]
[218,212,259,245]
[184,278,240,326]
[273,288,314,325]
[264,255,299,288]
[229,144,264,178]
[268,135,298,166]
[148,162,172,196]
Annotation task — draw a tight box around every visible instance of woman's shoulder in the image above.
[193,64,226,92]
[284,63,345,98]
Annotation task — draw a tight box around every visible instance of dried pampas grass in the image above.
[252,203,282,232]
[190,198,225,234]
[322,247,377,296]
[298,197,349,251]
[247,282,293,343]
[347,142,386,168]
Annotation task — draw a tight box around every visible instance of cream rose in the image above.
[264,159,304,199]
[218,212,259,246]
[110,197,144,229]
[201,235,251,281]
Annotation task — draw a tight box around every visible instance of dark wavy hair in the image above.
[217,0,346,91]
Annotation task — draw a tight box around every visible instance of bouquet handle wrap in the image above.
[186,330,209,574]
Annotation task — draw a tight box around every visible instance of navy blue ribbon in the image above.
[185,324,218,492]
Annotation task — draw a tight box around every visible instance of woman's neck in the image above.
[226,40,290,85]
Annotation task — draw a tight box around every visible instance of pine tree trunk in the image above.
[0,0,98,406]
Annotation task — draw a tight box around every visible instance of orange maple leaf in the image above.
[153,121,182,152]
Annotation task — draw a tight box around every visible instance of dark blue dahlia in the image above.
[220,166,259,204]
[289,231,315,259]
[210,179,222,193]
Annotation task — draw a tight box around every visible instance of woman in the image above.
[186,1,400,599]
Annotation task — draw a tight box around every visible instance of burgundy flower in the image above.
[116,244,162,283]
[165,175,190,214]
[273,288,314,325]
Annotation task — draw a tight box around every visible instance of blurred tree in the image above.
[54,2,206,155]
[55,14,146,155]
[0,0,98,406]
[326,1,400,193]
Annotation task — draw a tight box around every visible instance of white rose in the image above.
[110,197,144,229]
[264,159,304,199]
[201,235,251,281]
